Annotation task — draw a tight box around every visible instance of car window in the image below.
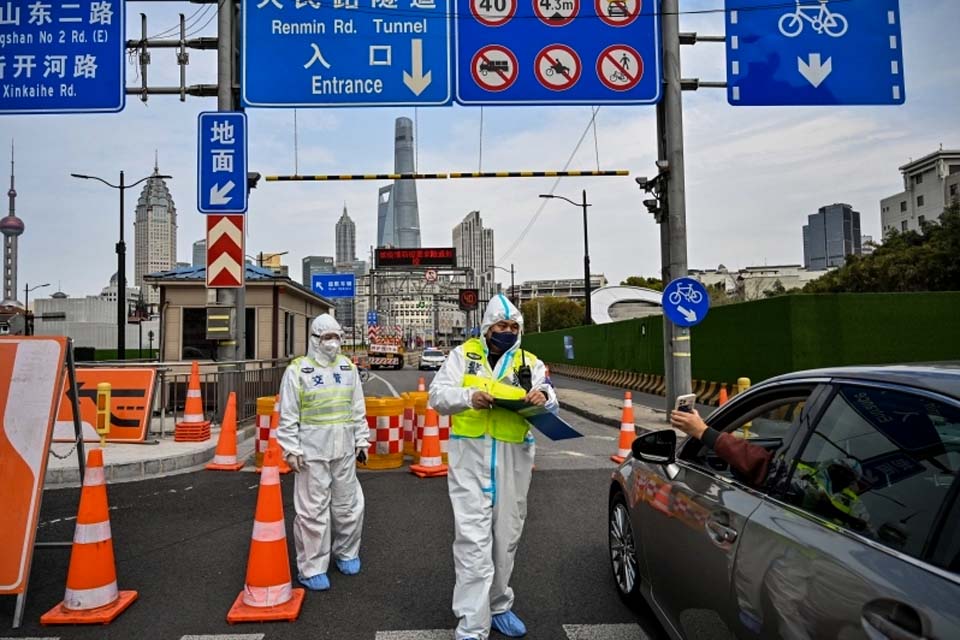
[424,350,443,357]
[783,384,960,565]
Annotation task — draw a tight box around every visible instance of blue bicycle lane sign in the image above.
[661,277,710,327]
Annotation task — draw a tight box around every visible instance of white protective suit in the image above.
[276,314,369,579]
[429,295,558,640]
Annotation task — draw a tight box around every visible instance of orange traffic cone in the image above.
[227,447,305,624]
[417,376,426,392]
[718,385,729,406]
[207,392,245,471]
[409,407,448,478]
[259,394,291,475]
[41,449,138,625]
[175,361,211,442]
[611,391,636,464]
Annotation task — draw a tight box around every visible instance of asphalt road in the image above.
[1,368,668,640]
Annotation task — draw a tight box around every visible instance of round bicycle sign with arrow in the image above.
[471,0,517,27]
[596,44,643,91]
[472,45,519,92]
[661,277,710,327]
[533,0,579,27]
[535,44,581,91]
[595,0,640,27]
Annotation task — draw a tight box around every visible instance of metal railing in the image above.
[79,358,290,436]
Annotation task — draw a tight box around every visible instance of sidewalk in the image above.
[42,388,674,490]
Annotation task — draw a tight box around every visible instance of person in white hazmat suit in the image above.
[276,314,370,592]
[430,295,558,640]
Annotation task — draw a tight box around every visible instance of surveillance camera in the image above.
[655,160,670,172]
[643,198,659,209]
[635,176,649,187]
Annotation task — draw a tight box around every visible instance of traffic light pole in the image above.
[660,0,693,415]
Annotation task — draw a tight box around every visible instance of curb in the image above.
[560,400,657,436]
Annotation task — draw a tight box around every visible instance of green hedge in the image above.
[523,292,960,384]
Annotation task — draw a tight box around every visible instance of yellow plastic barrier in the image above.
[255,396,275,468]
[96,382,111,447]
[361,397,405,470]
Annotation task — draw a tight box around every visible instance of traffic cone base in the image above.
[226,588,305,624]
[207,458,245,471]
[41,590,138,626]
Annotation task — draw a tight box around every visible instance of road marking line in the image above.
[370,373,401,398]
[563,623,651,639]
[180,635,265,640]
[375,631,453,640]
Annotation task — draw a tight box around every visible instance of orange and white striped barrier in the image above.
[401,393,416,457]
[254,396,274,469]
[207,392,245,471]
[409,407,448,478]
[438,413,451,464]
[175,361,211,442]
[227,447,305,623]
[610,392,636,464]
[361,397,404,470]
[41,449,138,625]
[258,395,290,475]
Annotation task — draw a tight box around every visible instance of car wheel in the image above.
[609,491,641,604]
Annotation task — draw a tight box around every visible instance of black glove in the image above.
[356,447,368,465]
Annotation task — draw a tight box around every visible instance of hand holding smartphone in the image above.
[674,393,697,414]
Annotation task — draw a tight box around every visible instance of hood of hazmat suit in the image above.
[308,313,344,367]
[480,294,524,354]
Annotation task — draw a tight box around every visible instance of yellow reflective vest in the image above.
[452,338,538,443]
[289,355,356,426]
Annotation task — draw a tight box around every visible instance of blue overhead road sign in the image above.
[455,0,661,105]
[0,0,125,114]
[241,0,451,107]
[661,277,710,328]
[725,0,905,106]
[197,112,248,214]
[313,273,356,298]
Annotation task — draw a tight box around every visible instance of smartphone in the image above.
[674,393,697,414]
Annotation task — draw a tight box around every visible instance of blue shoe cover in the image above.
[492,611,527,637]
[298,573,330,591]
[336,557,361,575]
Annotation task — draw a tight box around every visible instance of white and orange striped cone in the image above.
[206,392,245,471]
[41,449,138,625]
[175,361,211,442]
[258,394,291,475]
[409,407,448,478]
[227,446,305,624]
[610,391,636,464]
[417,376,426,392]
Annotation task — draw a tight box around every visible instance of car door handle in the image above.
[861,600,927,640]
[705,519,738,544]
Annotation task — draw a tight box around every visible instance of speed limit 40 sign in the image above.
[471,0,516,26]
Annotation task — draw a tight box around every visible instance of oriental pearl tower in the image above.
[1,142,24,307]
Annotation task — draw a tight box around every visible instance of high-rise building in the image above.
[453,210,496,300]
[336,204,357,266]
[302,255,335,288]
[880,148,960,235]
[376,117,421,248]
[134,161,177,305]
[1,142,24,306]
[802,203,862,270]
[192,239,207,267]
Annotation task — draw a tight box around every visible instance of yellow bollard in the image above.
[737,377,752,438]
[96,382,111,447]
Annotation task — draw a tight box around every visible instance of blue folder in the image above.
[493,399,583,441]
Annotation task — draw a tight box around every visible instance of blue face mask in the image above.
[488,331,518,351]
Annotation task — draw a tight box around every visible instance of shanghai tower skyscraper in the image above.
[377,117,421,248]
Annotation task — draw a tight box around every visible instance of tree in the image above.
[520,296,584,333]
[620,276,664,291]
[804,203,960,293]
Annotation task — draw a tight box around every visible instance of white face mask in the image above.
[319,338,341,358]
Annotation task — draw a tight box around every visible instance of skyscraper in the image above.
[376,117,421,248]
[302,255,335,288]
[1,141,24,305]
[192,239,207,268]
[134,161,177,305]
[453,211,496,300]
[336,204,356,267]
[802,203,862,270]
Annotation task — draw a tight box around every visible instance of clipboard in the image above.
[492,398,583,441]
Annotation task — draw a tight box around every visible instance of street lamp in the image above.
[247,251,289,268]
[72,171,172,359]
[540,190,593,325]
[23,282,49,335]
[492,264,516,305]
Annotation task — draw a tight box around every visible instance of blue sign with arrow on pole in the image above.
[197,112,248,214]
[0,0,125,114]
[661,277,710,328]
[725,0,905,106]
[241,0,451,107]
[312,273,356,299]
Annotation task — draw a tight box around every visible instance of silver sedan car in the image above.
[609,365,960,639]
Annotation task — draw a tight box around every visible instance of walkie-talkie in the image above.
[517,349,533,392]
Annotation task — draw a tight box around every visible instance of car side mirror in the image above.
[632,429,677,465]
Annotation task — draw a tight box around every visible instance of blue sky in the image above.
[2,0,958,299]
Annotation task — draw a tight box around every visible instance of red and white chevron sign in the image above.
[206,214,245,288]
